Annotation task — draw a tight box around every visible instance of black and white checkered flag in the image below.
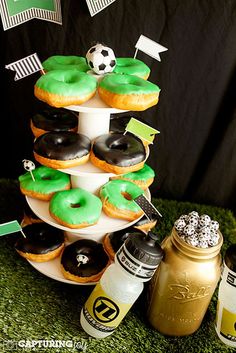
[5,53,43,81]
[134,194,162,220]
[86,0,116,16]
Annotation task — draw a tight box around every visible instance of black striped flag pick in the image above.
[86,0,116,17]
[0,0,62,31]
[5,53,44,81]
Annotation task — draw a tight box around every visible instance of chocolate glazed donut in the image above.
[33,131,91,169]
[15,223,65,262]
[90,133,146,174]
[61,239,110,283]
[31,108,78,137]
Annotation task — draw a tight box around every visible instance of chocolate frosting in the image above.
[92,133,145,167]
[108,226,138,253]
[32,108,78,131]
[15,223,64,254]
[110,113,145,133]
[34,131,91,160]
[61,239,109,277]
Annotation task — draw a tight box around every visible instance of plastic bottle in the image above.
[80,230,164,338]
[215,244,236,347]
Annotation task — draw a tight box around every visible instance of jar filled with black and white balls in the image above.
[147,212,223,336]
[174,211,220,248]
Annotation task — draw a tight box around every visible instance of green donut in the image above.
[19,166,71,201]
[114,58,150,79]
[49,188,102,229]
[34,70,97,107]
[114,163,155,189]
[42,55,90,72]
[100,179,144,221]
[98,73,160,111]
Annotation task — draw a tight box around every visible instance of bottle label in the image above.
[116,244,157,280]
[220,307,236,342]
[82,283,132,333]
[226,271,236,288]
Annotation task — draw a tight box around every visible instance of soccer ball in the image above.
[22,159,35,171]
[86,44,116,75]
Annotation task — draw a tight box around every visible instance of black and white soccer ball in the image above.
[22,159,35,171]
[86,44,116,75]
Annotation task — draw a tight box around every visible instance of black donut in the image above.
[31,108,78,137]
[110,113,146,134]
[33,131,91,169]
[15,223,65,261]
[61,239,110,283]
[91,133,145,168]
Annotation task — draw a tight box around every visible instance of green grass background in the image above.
[0,179,235,353]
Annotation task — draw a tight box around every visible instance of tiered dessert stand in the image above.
[26,91,151,285]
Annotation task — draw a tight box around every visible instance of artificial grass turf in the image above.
[0,178,236,353]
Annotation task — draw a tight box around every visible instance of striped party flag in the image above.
[0,220,22,236]
[86,0,116,17]
[0,0,62,31]
[5,53,43,81]
[125,118,160,145]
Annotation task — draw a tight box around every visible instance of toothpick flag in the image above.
[134,35,168,62]
[5,53,43,81]
[134,194,162,220]
[0,0,62,31]
[0,220,23,236]
[125,118,160,144]
[86,0,116,17]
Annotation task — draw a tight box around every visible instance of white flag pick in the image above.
[134,35,168,62]
[5,53,44,81]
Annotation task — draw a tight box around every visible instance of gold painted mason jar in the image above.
[147,228,223,336]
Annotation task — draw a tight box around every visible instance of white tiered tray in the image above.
[26,187,151,240]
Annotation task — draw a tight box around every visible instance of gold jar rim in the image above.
[171,227,223,260]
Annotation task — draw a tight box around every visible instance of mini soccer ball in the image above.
[22,159,35,171]
[86,44,116,75]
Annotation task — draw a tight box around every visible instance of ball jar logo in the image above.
[168,273,211,303]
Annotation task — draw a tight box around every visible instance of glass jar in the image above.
[147,227,223,336]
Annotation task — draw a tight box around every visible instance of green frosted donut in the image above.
[100,179,144,221]
[114,58,150,79]
[19,166,71,201]
[114,163,155,189]
[98,73,160,111]
[34,70,97,107]
[49,188,102,229]
[42,55,90,72]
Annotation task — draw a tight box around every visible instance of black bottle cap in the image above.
[124,230,164,267]
[225,244,236,273]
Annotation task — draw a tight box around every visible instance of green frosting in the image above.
[114,58,150,78]
[49,188,102,225]
[100,179,144,212]
[42,55,90,72]
[35,70,97,97]
[19,166,70,195]
[99,73,160,95]
[121,163,155,181]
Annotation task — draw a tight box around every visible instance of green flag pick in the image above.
[125,117,160,144]
[0,220,25,237]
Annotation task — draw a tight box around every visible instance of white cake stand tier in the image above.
[26,187,151,243]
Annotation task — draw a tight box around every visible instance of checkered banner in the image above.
[134,194,162,220]
[5,53,43,81]
[86,0,116,16]
[0,0,62,31]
